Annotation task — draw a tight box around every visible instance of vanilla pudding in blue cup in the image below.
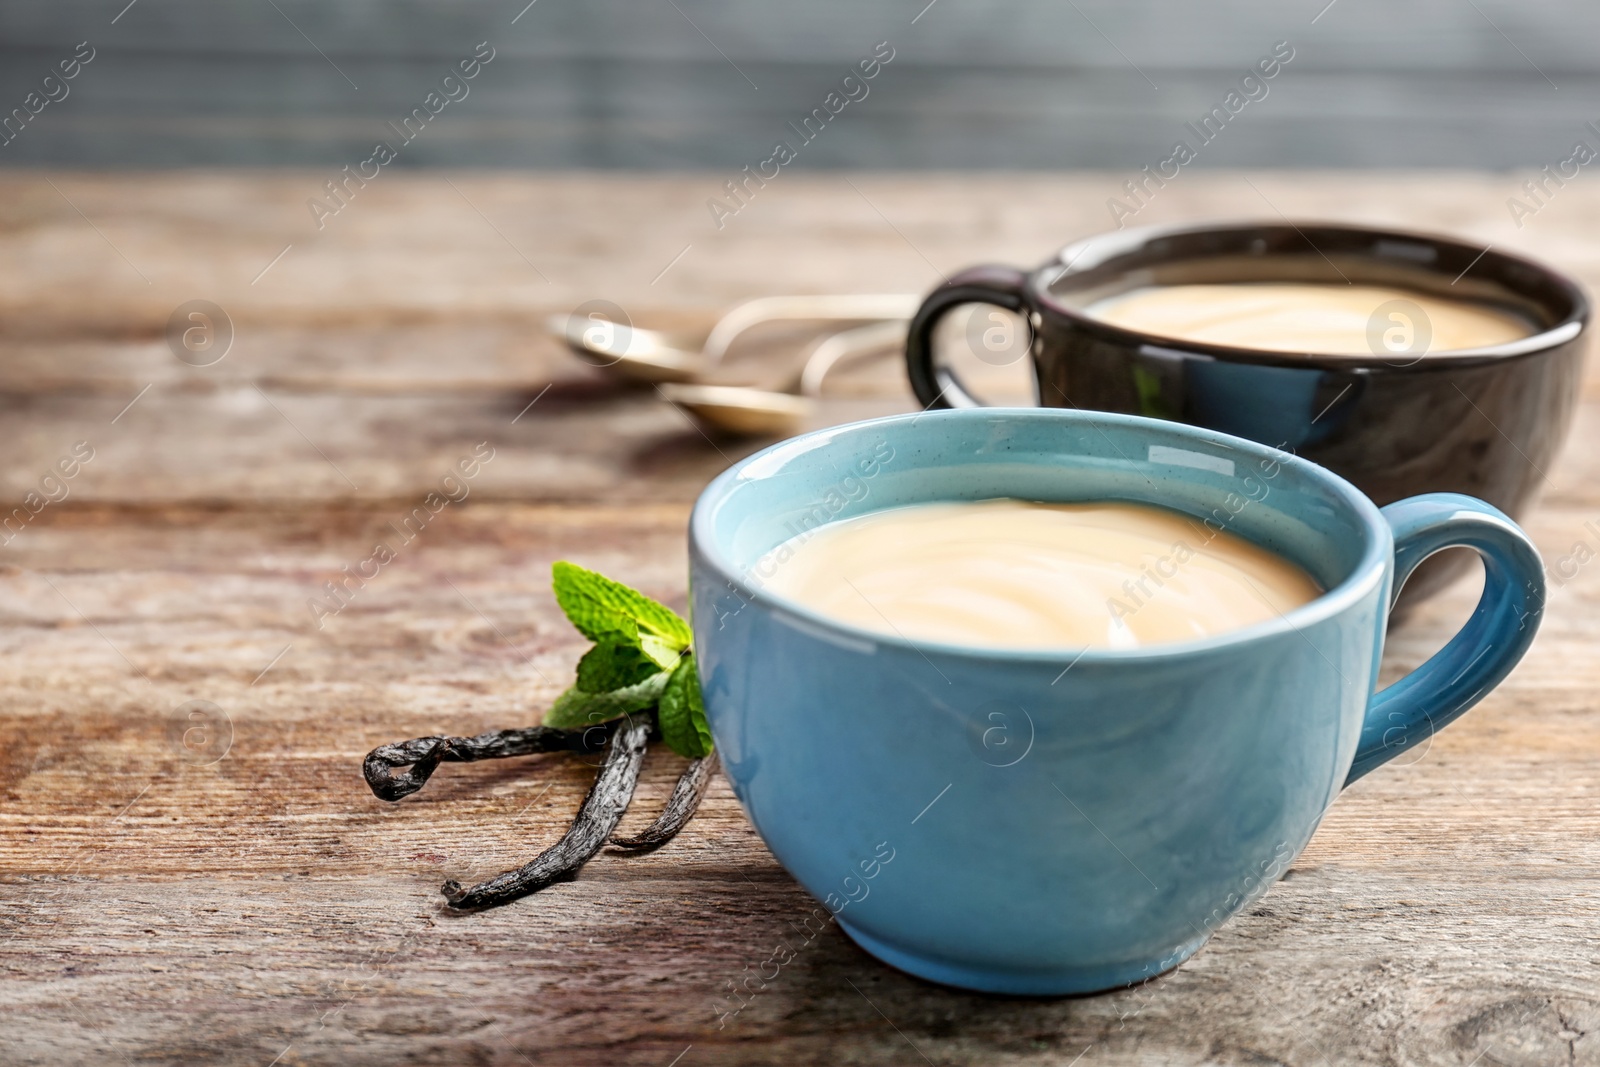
[688,408,1543,995]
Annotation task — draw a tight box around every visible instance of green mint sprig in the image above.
[543,561,712,759]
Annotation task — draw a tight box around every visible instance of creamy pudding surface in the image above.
[760,499,1321,650]
[1085,282,1532,355]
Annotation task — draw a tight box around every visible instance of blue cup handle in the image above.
[1345,493,1546,785]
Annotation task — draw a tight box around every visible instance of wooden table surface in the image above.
[1,171,1597,1067]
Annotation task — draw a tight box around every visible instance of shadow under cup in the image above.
[688,408,1543,995]
[904,222,1589,606]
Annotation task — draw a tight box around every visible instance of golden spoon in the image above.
[658,320,908,437]
[547,294,917,385]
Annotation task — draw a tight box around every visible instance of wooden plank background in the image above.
[0,0,1597,168]
[0,170,1597,1065]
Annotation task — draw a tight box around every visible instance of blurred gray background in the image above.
[0,0,1589,169]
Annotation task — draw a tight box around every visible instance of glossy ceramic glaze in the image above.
[688,409,1545,995]
[904,222,1588,604]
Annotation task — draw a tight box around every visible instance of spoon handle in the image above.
[703,294,919,363]
[796,320,910,397]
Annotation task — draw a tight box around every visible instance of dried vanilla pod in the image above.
[361,561,718,911]
[363,724,605,802]
[610,751,719,853]
[442,714,652,910]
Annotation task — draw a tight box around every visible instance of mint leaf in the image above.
[543,670,671,730]
[658,654,713,759]
[575,641,663,692]
[545,562,700,742]
[639,634,685,670]
[552,561,692,649]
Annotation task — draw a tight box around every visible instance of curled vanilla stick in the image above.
[362,724,606,802]
[609,750,719,853]
[442,714,652,910]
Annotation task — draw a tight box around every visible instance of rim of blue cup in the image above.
[690,408,1393,665]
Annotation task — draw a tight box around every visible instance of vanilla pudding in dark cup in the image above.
[904,221,1589,604]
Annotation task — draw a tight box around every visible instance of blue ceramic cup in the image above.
[688,408,1544,995]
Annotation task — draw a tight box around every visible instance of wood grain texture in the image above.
[1,171,1598,1066]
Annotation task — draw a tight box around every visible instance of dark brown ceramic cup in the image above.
[904,221,1589,604]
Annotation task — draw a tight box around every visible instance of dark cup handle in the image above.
[905,265,1034,409]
